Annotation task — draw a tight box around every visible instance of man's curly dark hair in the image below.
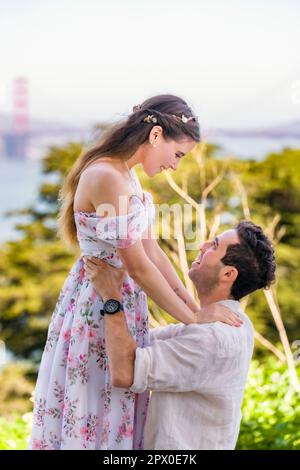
[221,220,276,300]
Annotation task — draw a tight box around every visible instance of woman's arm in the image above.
[118,240,196,324]
[142,236,199,313]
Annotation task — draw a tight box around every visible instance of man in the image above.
[84,220,276,450]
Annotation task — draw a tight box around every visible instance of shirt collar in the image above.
[215,299,241,311]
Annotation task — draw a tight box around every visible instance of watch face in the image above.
[105,299,120,313]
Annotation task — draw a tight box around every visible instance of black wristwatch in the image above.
[100,299,124,316]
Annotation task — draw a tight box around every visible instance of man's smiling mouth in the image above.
[193,254,203,265]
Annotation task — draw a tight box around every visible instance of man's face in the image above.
[188,229,240,293]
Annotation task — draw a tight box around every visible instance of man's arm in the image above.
[83,256,243,390]
[131,325,218,394]
[103,294,137,388]
[150,323,184,343]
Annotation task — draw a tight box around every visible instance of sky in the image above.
[0,0,300,130]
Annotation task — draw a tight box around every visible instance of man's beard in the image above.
[191,265,221,297]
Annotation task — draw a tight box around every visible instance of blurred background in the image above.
[0,0,299,450]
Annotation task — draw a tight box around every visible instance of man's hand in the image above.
[83,256,126,302]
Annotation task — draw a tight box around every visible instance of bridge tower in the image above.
[8,76,30,158]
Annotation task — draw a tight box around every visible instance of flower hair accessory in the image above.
[172,114,197,123]
[143,115,158,124]
[132,104,142,112]
[142,112,198,124]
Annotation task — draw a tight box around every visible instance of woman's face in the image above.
[142,126,197,177]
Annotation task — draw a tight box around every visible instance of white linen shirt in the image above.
[130,300,254,450]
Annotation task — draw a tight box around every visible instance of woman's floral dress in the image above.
[28,185,155,450]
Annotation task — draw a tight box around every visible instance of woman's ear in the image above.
[149,126,163,141]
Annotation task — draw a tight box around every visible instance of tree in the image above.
[0,139,299,365]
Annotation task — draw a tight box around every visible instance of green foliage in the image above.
[237,356,300,449]
[0,414,31,450]
[239,149,300,343]
[0,143,81,360]
[241,148,300,247]
[0,139,300,359]
[0,362,34,449]
[0,362,35,417]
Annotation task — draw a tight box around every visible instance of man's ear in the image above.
[220,265,238,284]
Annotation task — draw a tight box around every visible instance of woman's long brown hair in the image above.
[58,94,201,248]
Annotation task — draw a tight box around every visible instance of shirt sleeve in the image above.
[150,323,185,344]
[130,324,219,394]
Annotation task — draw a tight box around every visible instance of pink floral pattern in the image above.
[28,191,154,450]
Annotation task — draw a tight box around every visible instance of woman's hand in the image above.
[196,303,244,327]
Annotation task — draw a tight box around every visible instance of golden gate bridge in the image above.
[0,77,91,160]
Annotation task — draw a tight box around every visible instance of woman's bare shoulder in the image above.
[81,160,125,185]
[77,160,131,212]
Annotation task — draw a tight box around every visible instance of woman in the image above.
[29,94,242,450]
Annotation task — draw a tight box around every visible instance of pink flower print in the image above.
[67,352,75,367]
[122,282,134,295]
[100,418,110,446]
[91,288,97,302]
[69,353,89,385]
[53,380,64,403]
[80,426,89,437]
[80,414,100,448]
[103,253,114,261]
[115,401,135,443]
[94,338,107,370]
[72,321,86,342]
[118,422,134,439]
[136,310,141,322]
[62,339,70,365]
[78,215,91,229]
[61,401,69,413]
[78,265,85,283]
[124,425,134,438]
[63,329,71,342]
[88,327,97,340]
[33,398,46,427]
[67,298,76,314]
[32,439,43,450]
